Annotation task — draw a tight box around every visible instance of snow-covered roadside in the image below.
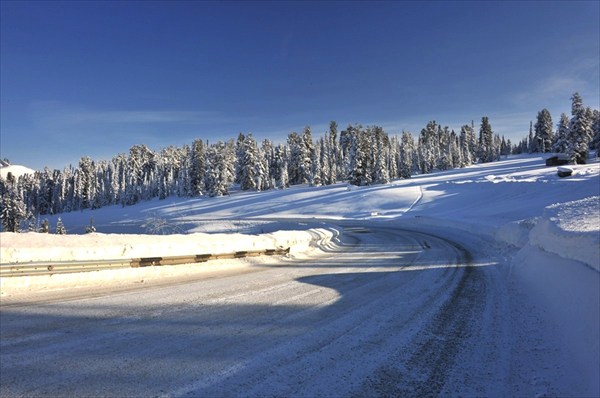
[0,228,335,264]
[400,194,599,396]
[496,196,600,396]
[0,227,337,296]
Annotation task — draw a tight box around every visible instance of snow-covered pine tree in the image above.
[591,109,600,158]
[459,125,473,166]
[234,133,246,185]
[239,134,261,191]
[328,121,339,184]
[567,92,593,164]
[527,121,534,153]
[287,132,303,185]
[55,217,66,235]
[347,126,372,186]
[78,156,95,209]
[372,126,390,184]
[262,139,276,189]
[339,124,356,180]
[277,145,290,189]
[552,113,570,153]
[85,217,96,233]
[177,145,191,197]
[493,135,502,161]
[450,130,463,167]
[477,116,494,163]
[399,131,414,178]
[189,139,206,196]
[418,121,437,174]
[534,108,554,153]
[319,137,332,185]
[27,214,36,232]
[0,173,27,232]
[205,141,230,197]
[437,126,452,171]
[40,219,50,233]
[388,135,399,180]
[301,126,314,185]
[311,141,322,187]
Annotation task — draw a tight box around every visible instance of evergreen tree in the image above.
[275,145,290,189]
[552,113,570,153]
[399,131,414,178]
[0,173,26,232]
[28,214,37,232]
[319,137,332,185]
[328,121,339,184]
[205,141,231,197]
[55,217,66,235]
[234,133,246,184]
[567,92,593,164]
[189,139,206,196]
[347,126,372,186]
[437,126,452,170]
[373,126,390,184]
[418,121,437,174]
[85,217,96,233]
[459,125,474,166]
[40,219,50,233]
[527,121,534,153]
[311,142,323,187]
[591,109,600,157]
[287,132,303,185]
[534,108,554,153]
[477,116,494,163]
[301,126,315,185]
[239,134,266,191]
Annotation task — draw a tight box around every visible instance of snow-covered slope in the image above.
[0,164,35,179]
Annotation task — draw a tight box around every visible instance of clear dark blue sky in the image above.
[1,1,598,170]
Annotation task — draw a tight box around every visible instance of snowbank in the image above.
[0,228,336,296]
[0,228,335,264]
[529,197,600,272]
[497,196,600,271]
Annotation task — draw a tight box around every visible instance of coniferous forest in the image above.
[1,93,599,233]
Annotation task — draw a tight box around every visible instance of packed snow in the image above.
[1,153,599,395]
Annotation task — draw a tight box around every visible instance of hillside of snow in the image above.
[0,164,35,180]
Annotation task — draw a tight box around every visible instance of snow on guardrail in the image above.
[0,227,336,295]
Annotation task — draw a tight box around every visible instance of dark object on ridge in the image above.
[546,155,569,166]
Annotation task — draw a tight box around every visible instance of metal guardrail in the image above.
[0,248,290,278]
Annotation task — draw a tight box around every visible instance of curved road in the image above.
[0,223,511,397]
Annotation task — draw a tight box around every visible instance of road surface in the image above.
[1,222,512,397]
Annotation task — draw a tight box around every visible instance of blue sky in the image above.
[1,1,599,170]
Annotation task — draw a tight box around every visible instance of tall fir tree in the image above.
[189,139,206,196]
[477,116,494,163]
[567,92,593,164]
[534,108,554,153]
[552,113,570,153]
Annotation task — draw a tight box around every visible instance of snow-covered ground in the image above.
[1,153,599,395]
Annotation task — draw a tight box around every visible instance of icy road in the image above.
[1,223,532,397]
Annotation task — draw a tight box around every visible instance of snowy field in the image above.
[1,153,599,396]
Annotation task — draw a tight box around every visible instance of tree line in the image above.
[512,93,599,162]
[1,92,598,232]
